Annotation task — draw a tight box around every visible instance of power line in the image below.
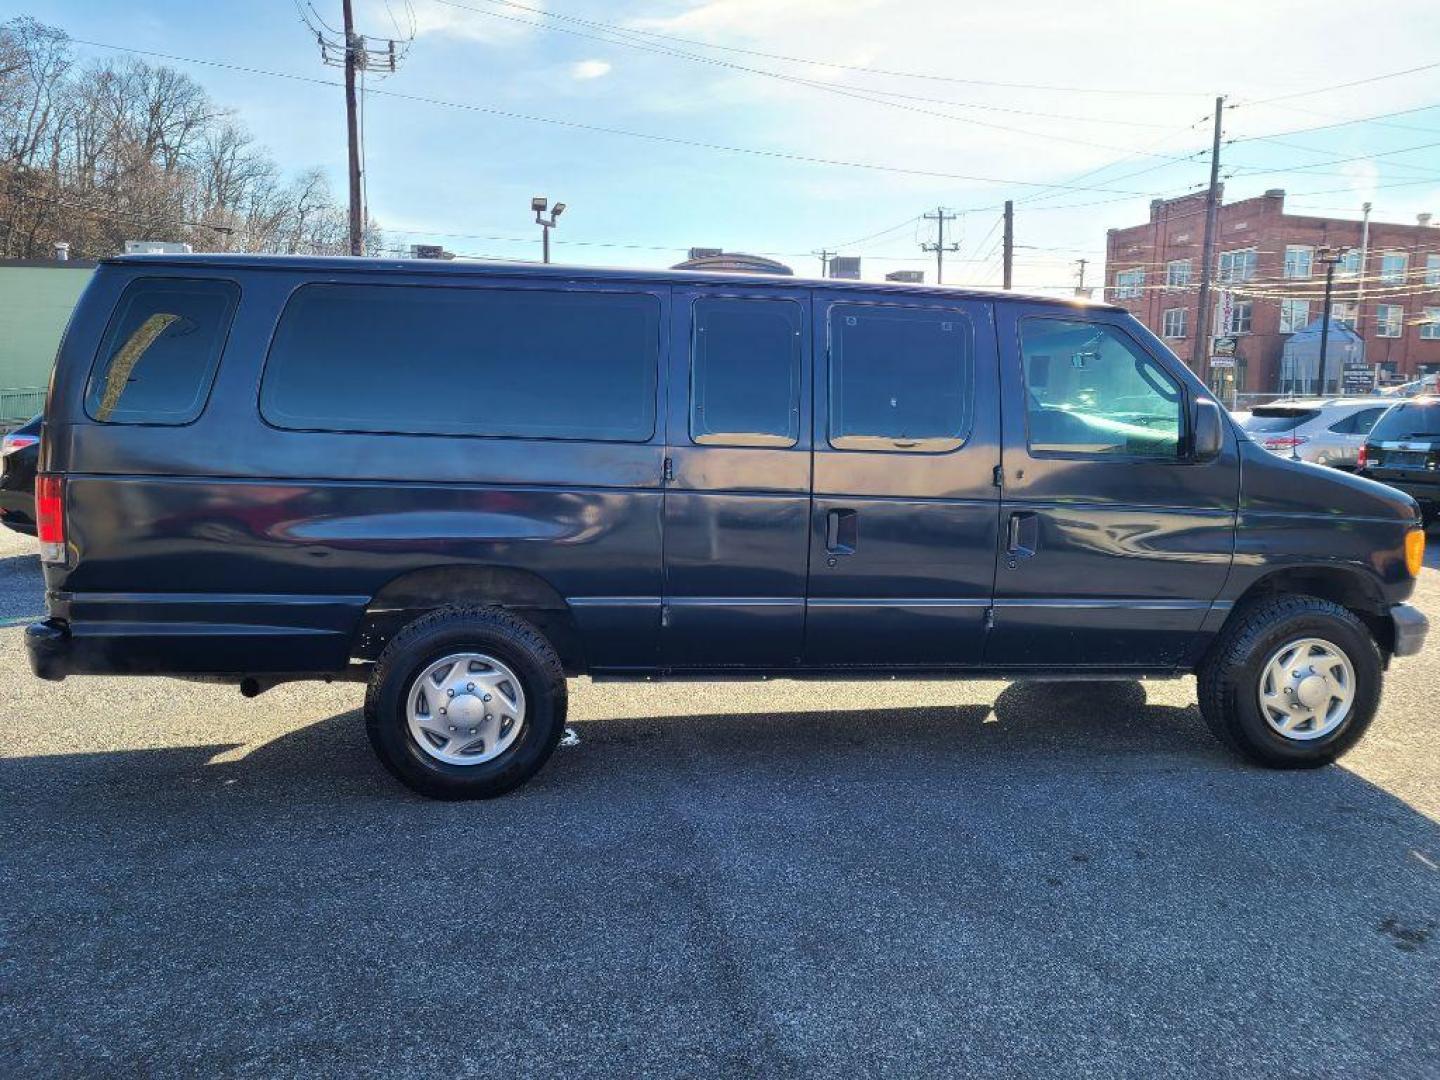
[1233,59,1440,108]
[431,0,1222,163]
[453,0,1214,97]
[64,37,1195,198]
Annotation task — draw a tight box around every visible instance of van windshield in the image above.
[1368,402,1440,441]
[1241,407,1319,434]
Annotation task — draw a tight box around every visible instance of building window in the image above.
[1331,302,1357,330]
[1218,299,1253,335]
[1421,308,1440,340]
[1380,251,1408,284]
[1283,246,1313,279]
[1165,259,1191,288]
[1279,298,1310,334]
[1337,249,1362,277]
[1376,304,1404,338]
[1217,248,1257,283]
[1426,254,1440,287]
[1162,307,1188,338]
[1113,268,1144,299]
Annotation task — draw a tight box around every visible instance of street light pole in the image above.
[532,195,566,264]
[1316,245,1348,396]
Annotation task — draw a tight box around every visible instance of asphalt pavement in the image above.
[1,525,1437,1078]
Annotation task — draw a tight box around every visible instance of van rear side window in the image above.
[828,303,973,452]
[85,278,239,425]
[260,284,660,442]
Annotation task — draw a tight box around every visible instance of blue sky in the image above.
[18,0,1440,290]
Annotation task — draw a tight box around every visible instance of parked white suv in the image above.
[1234,398,1393,470]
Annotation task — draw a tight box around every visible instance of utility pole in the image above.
[1191,96,1225,385]
[301,4,407,257]
[1353,200,1372,336]
[341,0,363,256]
[1316,245,1348,396]
[813,249,835,278]
[1074,258,1090,297]
[1002,200,1014,290]
[920,207,959,285]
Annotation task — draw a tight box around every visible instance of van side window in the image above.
[690,297,801,447]
[85,278,239,425]
[1020,318,1182,458]
[828,304,973,452]
[261,284,660,442]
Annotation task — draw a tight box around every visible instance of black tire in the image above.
[364,606,567,799]
[1197,595,1382,768]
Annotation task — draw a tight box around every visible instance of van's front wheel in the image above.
[364,606,567,799]
[1197,596,1381,768]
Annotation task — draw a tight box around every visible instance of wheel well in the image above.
[353,566,586,674]
[1226,566,1393,657]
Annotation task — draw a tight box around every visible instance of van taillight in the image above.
[35,475,65,564]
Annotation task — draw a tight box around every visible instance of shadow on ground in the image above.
[2,682,1437,1077]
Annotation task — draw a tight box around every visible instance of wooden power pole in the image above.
[1191,96,1225,383]
[342,0,363,256]
[1002,200,1014,290]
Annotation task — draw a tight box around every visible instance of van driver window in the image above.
[1020,318,1182,458]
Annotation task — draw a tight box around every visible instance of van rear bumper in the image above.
[24,593,368,680]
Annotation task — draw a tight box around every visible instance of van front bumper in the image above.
[1391,603,1429,659]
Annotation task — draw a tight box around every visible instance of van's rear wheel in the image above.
[365,606,567,799]
[1197,596,1381,768]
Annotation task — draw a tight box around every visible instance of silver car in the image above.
[1235,397,1394,469]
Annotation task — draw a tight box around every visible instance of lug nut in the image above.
[448,725,456,732]
[469,727,477,735]
[483,694,492,702]
[439,707,447,715]
[485,714,492,721]
[446,689,454,698]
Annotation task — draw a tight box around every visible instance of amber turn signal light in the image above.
[1405,528,1425,578]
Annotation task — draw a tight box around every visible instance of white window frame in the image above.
[1331,302,1357,330]
[1380,251,1408,285]
[1113,267,1145,300]
[1165,259,1191,288]
[1283,245,1313,279]
[1376,303,1404,338]
[1162,307,1188,339]
[1421,307,1440,340]
[1426,254,1440,287]
[1337,249,1362,277]
[1217,248,1257,284]
[1279,298,1310,334]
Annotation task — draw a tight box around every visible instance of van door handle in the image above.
[826,509,858,555]
[1006,511,1039,559]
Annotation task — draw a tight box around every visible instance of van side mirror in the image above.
[1191,398,1224,462]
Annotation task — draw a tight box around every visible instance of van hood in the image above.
[1239,438,1419,523]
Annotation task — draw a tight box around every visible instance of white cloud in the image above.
[571,59,613,81]
[357,0,535,43]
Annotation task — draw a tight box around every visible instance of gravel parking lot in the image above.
[1,525,1437,1078]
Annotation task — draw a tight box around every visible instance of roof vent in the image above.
[1419,212,1434,227]
[1264,188,1285,199]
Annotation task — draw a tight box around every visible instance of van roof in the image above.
[103,252,1124,310]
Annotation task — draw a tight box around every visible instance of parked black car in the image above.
[0,414,41,536]
[1359,398,1440,521]
[23,254,1429,798]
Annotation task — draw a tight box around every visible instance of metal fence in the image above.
[0,387,46,426]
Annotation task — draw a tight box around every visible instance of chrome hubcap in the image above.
[1257,637,1355,741]
[406,653,526,765]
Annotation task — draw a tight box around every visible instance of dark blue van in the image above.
[25,254,1429,798]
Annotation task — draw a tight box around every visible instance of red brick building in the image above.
[1105,189,1440,397]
